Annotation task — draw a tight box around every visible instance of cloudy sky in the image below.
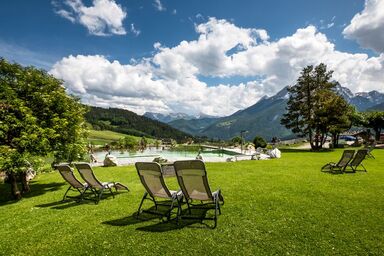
[1,0,384,117]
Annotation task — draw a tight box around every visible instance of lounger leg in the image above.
[213,198,218,229]
[154,198,158,210]
[361,164,367,172]
[80,187,89,201]
[219,193,224,206]
[167,199,175,221]
[109,187,115,198]
[217,197,222,215]
[186,200,192,214]
[137,192,148,216]
[62,186,72,201]
[96,189,103,204]
[176,196,181,225]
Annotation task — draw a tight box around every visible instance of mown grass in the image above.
[0,148,383,255]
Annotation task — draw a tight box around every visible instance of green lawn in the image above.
[0,149,383,255]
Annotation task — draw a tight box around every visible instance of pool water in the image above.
[93,147,239,165]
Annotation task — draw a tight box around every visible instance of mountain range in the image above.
[144,85,384,141]
[143,112,218,123]
[85,106,192,141]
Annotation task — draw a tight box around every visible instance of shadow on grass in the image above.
[103,204,217,232]
[102,210,161,226]
[35,191,126,210]
[137,206,216,232]
[0,181,65,207]
[280,148,333,153]
[320,168,344,175]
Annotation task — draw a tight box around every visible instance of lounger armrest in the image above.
[171,190,183,200]
[212,188,221,199]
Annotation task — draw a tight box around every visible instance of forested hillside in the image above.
[84,106,192,141]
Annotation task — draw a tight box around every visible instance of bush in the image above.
[231,136,243,145]
[253,136,267,148]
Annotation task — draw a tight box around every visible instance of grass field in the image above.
[87,129,127,145]
[0,148,383,255]
[87,129,157,146]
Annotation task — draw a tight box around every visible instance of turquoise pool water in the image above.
[93,147,239,164]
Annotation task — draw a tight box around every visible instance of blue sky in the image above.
[1,0,383,116]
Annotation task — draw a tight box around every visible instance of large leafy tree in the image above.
[318,91,355,147]
[0,58,88,199]
[364,111,384,141]
[281,63,353,150]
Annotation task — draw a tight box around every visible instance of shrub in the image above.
[253,136,267,148]
[231,136,243,146]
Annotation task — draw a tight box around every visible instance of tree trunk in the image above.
[20,171,31,193]
[311,132,322,151]
[374,128,381,141]
[332,133,338,148]
[309,129,315,150]
[7,172,22,200]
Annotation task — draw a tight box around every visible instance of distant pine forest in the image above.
[84,106,192,141]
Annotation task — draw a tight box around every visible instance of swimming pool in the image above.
[93,147,240,165]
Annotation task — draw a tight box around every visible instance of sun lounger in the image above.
[364,142,376,158]
[321,150,355,173]
[74,163,129,204]
[173,160,224,228]
[346,149,368,172]
[135,162,182,221]
[56,164,89,201]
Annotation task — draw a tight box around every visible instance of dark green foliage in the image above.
[319,91,355,147]
[253,136,267,148]
[0,58,87,163]
[363,111,384,140]
[0,58,87,198]
[231,136,243,145]
[281,64,353,150]
[85,106,192,142]
[118,136,137,150]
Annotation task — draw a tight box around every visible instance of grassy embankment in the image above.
[88,129,131,145]
[0,148,383,255]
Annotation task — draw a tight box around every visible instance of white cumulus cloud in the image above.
[50,18,384,117]
[53,0,127,36]
[130,23,141,36]
[153,0,166,11]
[343,0,384,53]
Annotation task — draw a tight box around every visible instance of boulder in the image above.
[269,148,281,158]
[104,155,118,167]
[25,168,36,181]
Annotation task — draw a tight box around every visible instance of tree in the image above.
[0,58,88,199]
[364,111,384,141]
[281,63,352,150]
[118,136,137,150]
[231,136,243,146]
[253,136,267,148]
[317,91,355,147]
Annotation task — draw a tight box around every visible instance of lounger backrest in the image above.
[174,160,213,201]
[74,163,103,189]
[56,164,84,189]
[135,162,172,198]
[350,149,368,167]
[337,150,355,167]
